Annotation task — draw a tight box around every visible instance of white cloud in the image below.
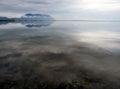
[71,0,120,11]
[0,0,120,19]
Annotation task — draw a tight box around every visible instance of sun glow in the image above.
[72,0,120,11]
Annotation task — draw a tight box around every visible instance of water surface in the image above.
[0,21,120,89]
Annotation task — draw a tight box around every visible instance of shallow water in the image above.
[0,21,120,88]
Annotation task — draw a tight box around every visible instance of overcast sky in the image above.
[0,0,120,20]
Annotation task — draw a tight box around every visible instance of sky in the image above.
[0,0,120,20]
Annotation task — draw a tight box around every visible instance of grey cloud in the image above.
[0,0,120,20]
[0,0,72,12]
[0,3,35,13]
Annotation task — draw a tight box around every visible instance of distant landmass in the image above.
[0,13,54,27]
[0,13,54,21]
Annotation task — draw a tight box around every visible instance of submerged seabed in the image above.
[0,21,120,89]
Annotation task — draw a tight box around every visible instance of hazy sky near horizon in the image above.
[0,0,120,20]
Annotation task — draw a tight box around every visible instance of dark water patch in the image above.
[0,53,22,60]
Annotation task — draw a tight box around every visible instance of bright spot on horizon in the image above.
[72,0,120,11]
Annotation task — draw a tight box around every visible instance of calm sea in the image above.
[0,21,120,88]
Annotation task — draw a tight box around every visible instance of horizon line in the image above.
[55,20,120,22]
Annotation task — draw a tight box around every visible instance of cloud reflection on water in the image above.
[0,20,54,28]
[70,30,120,54]
[0,21,120,88]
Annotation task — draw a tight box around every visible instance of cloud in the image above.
[0,0,120,19]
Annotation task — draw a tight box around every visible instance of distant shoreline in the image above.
[0,20,120,22]
[55,20,120,22]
